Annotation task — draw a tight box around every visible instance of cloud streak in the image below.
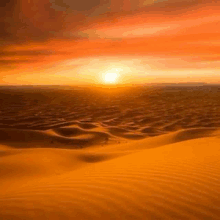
[1,0,220,83]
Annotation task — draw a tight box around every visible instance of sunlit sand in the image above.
[1,0,220,217]
[0,85,220,219]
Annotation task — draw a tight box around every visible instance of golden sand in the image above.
[0,86,220,219]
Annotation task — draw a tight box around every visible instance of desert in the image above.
[1,0,220,218]
[0,85,220,219]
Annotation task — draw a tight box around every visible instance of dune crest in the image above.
[0,130,220,219]
[1,86,220,219]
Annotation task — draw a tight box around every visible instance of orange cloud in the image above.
[1,0,220,84]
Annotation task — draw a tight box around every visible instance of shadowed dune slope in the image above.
[0,127,112,149]
[0,127,216,150]
[0,128,220,219]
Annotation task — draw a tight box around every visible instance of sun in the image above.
[104,72,118,83]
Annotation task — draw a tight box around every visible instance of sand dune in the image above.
[1,86,220,132]
[0,127,220,219]
[0,127,114,149]
[0,85,220,219]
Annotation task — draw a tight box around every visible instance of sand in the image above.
[0,85,220,219]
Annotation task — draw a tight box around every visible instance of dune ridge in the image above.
[0,86,220,133]
[0,127,220,219]
[0,126,217,150]
[1,86,220,219]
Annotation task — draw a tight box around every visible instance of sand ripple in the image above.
[0,86,220,219]
[0,129,220,219]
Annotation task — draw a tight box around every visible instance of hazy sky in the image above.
[1,0,220,85]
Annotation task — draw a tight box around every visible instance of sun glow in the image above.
[104,72,118,83]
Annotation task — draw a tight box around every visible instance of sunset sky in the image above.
[1,0,220,85]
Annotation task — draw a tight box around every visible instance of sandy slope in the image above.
[0,127,220,219]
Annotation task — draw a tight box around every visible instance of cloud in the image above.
[0,60,34,64]
[50,0,104,11]
[0,0,220,83]
[0,0,216,43]
[0,50,55,57]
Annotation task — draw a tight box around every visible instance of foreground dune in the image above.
[0,127,220,219]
